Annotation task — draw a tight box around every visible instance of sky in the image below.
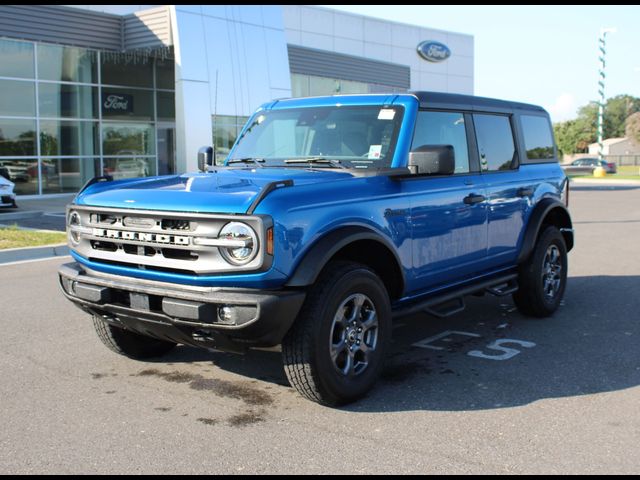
[324,5,640,122]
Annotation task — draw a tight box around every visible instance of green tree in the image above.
[604,95,640,138]
[625,112,640,146]
[552,95,640,154]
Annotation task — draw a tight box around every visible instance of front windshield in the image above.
[228,105,404,169]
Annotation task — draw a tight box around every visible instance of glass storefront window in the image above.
[40,120,98,156]
[0,39,34,79]
[0,119,37,156]
[103,156,156,180]
[291,73,310,98]
[157,91,175,121]
[0,159,38,195]
[309,76,340,96]
[291,73,406,98]
[102,123,155,156]
[101,88,154,121]
[37,44,97,84]
[0,40,176,196]
[101,52,153,88]
[0,80,35,117]
[156,57,175,89]
[41,157,100,194]
[213,115,248,159]
[39,83,98,119]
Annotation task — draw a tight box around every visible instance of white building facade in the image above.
[0,5,474,196]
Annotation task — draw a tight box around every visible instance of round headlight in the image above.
[68,211,81,245]
[218,222,258,265]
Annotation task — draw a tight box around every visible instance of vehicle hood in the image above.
[75,168,353,214]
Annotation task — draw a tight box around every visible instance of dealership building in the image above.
[0,4,474,197]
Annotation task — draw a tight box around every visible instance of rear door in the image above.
[473,113,533,269]
[403,110,488,293]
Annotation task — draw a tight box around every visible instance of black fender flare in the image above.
[285,226,405,292]
[517,198,574,264]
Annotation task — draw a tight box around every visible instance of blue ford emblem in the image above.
[417,41,451,62]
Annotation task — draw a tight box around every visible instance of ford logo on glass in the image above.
[417,41,451,62]
[102,93,134,113]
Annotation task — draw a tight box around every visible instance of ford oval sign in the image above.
[417,41,451,62]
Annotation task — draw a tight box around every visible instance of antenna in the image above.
[213,69,219,165]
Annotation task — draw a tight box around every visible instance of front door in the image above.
[405,110,488,294]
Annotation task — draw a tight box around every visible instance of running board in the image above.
[485,279,518,297]
[392,273,518,319]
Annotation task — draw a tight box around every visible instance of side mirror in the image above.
[197,146,214,172]
[408,145,455,175]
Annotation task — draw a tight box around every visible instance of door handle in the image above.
[463,193,486,205]
[517,187,534,197]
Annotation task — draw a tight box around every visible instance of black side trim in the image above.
[246,179,293,214]
[285,226,405,292]
[517,198,573,264]
[78,175,113,194]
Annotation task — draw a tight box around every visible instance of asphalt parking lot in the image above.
[1,186,639,474]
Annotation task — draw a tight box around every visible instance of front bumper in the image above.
[1,194,15,206]
[59,262,306,352]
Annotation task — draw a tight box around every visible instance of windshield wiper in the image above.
[227,157,265,168]
[283,157,347,169]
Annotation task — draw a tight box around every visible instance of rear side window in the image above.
[521,115,555,160]
[473,114,516,171]
[411,111,470,174]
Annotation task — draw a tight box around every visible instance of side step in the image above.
[392,273,518,319]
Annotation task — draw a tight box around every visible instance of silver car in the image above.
[0,171,17,208]
[562,157,617,174]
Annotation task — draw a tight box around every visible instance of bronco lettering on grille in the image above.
[92,228,190,245]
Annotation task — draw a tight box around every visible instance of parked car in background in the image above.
[0,161,31,182]
[0,174,17,208]
[562,157,617,175]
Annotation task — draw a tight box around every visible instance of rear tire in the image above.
[513,225,568,317]
[282,261,391,406]
[93,316,177,359]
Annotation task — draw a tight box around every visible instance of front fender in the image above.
[285,226,405,291]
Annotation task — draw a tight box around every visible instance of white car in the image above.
[0,173,17,208]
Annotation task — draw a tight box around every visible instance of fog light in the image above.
[218,305,234,324]
[216,304,257,326]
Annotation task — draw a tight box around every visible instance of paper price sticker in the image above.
[378,109,396,120]
[368,145,382,159]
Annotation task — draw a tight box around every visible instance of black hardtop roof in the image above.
[410,91,547,114]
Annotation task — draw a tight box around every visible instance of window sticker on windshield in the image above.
[378,109,396,120]
[368,145,382,159]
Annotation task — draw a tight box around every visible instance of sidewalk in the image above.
[569,177,640,188]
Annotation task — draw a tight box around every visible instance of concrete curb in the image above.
[0,210,45,221]
[569,178,640,187]
[0,243,69,264]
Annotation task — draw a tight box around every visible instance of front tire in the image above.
[282,262,391,406]
[513,225,568,317]
[93,316,177,359]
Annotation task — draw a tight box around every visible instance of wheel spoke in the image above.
[328,292,379,378]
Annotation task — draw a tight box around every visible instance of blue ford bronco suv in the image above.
[59,92,573,406]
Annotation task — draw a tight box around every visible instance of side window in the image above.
[473,114,516,171]
[521,115,555,160]
[411,111,470,174]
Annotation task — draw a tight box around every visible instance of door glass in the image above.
[473,114,516,171]
[157,125,176,175]
[412,111,470,174]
